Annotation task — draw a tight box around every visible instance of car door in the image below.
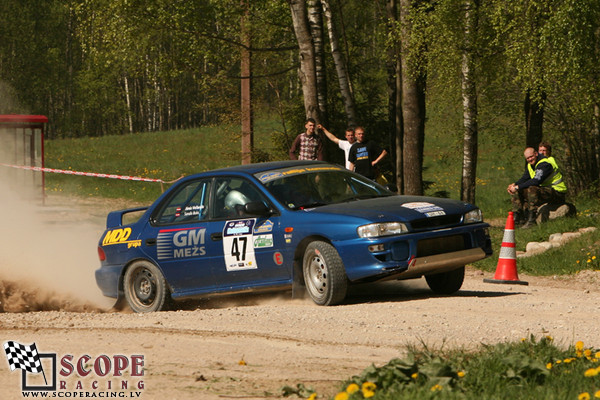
[208,176,290,288]
[141,178,222,295]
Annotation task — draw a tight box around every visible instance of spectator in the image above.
[507,147,567,228]
[348,127,388,180]
[289,118,324,161]
[317,124,356,169]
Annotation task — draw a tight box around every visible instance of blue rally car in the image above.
[96,161,492,312]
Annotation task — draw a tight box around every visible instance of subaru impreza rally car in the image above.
[96,161,492,312]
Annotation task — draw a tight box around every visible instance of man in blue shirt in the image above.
[348,127,387,180]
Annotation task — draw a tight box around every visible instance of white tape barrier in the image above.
[0,162,181,184]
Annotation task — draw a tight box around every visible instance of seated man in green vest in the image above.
[507,146,567,228]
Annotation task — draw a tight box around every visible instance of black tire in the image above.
[303,241,348,305]
[425,266,465,295]
[123,260,171,312]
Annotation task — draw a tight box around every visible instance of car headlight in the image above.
[464,208,483,224]
[357,222,408,238]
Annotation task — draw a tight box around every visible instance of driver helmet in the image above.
[225,190,250,210]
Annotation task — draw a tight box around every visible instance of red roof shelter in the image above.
[0,115,47,202]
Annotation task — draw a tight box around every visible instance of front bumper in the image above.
[336,223,492,282]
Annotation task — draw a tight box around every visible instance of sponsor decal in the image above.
[257,171,284,183]
[254,219,274,233]
[253,234,273,248]
[157,227,207,260]
[102,227,141,248]
[3,340,145,396]
[223,219,257,271]
[256,166,343,182]
[224,220,253,235]
[273,252,284,265]
[401,202,446,217]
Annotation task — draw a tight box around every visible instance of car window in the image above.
[213,177,268,219]
[153,179,210,225]
[263,170,391,209]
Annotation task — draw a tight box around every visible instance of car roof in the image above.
[188,160,333,178]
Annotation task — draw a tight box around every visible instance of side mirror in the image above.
[244,201,273,216]
[385,184,398,193]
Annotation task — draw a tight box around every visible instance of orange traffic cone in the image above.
[483,211,528,285]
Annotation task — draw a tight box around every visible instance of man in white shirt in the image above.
[317,124,356,169]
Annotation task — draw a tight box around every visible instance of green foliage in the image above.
[44,118,279,202]
[320,336,600,399]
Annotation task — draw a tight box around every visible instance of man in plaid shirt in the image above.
[289,118,324,161]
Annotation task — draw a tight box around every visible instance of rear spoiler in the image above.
[106,207,149,228]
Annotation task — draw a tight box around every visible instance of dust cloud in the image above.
[0,176,111,313]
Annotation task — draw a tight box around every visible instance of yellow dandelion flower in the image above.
[334,392,349,400]
[308,394,317,400]
[585,349,593,358]
[556,360,562,364]
[546,363,552,370]
[595,352,600,359]
[346,383,359,394]
[580,392,591,400]
[595,390,600,398]
[457,371,466,378]
[431,384,443,392]
[411,372,419,379]
[362,382,376,392]
[238,359,247,366]
[362,389,375,398]
[564,358,573,364]
[593,256,597,260]
[546,335,554,341]
[585,368,599,377]
[588,259,592,263]
[577,342,585,350]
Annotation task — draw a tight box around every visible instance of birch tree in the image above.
[288,0,320,120]
[460,0,479,204]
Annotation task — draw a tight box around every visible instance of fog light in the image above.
[368,244,385,252]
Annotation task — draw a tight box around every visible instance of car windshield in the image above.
[256,167,393,210]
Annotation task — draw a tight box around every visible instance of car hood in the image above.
[302,195,476,222]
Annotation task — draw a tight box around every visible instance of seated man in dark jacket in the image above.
[507,147,567,228]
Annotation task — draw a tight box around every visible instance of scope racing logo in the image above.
[3,340,145,397]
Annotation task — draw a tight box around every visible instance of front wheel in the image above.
[425,266,465,295]
[123,260,171,312]
[303,241,347,305]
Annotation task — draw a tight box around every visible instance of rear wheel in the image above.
[425,266,465,295]
[303,241,347,305]
[124,260,171,312]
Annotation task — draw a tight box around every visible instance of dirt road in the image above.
[2,269,600,400]
[1,195,599,400]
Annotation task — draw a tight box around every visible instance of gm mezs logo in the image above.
[156,227,206,260]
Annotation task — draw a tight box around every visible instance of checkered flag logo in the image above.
[3,341,44,374]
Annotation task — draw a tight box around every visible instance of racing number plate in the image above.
[223,219,258,271]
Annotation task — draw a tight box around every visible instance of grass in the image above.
[44,118,283,202]
[309,336,600,400]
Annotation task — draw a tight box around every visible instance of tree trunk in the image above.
[460,0,479,204]
[400,0,425,195]
[124,75,133,134]
[321,0,356,126]
[386,0,403,193]
[289,0,320,120]
[307,0,328,126]
[524,89,545,148]
[240,0,253,165]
